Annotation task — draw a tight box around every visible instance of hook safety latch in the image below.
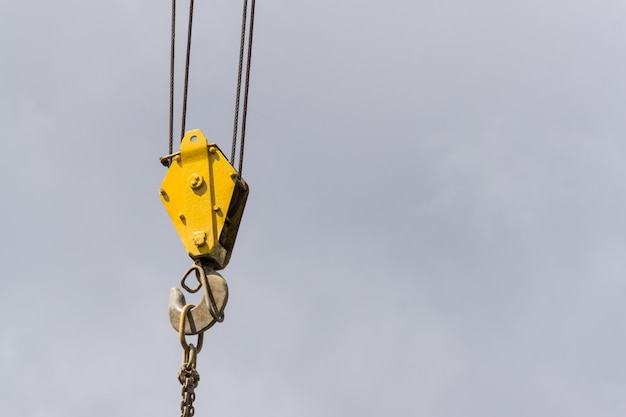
[169,260,229,335]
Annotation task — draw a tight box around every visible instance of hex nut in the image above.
[190,173,204,190]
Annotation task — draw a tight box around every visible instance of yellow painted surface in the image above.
[160,130,248,268]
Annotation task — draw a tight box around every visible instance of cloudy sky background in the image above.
[3,1,626,416]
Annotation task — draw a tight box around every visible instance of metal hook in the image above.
[169,260,229,335]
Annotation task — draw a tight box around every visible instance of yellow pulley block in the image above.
[160,129,249,269]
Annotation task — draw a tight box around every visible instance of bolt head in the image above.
[193,231,207,246]
[189,173,204,189]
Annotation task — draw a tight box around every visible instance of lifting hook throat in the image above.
[169,260,229,335]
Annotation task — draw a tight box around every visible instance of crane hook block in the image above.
[160,129,249,270]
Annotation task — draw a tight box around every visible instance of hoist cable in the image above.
[230,0,248,166]
[237,0,257,175]
[180,0,195,141]
[166,0,256,173]
[169,0,176,156]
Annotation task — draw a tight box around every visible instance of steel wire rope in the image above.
[180,0,196,141]
[167,0,256,173]
[230,0,248,166]
[231,0,257,175]
[169,0,176,157]
[238,0,256,175]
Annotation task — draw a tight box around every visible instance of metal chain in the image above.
[178,304,204,417]
[178,344,200,417]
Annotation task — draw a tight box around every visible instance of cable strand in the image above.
[181,0,195,141]
[231,0,249,166]
[239,0,257,174]
[169,0,176,157]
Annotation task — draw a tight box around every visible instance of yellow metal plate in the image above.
[160,130,247,268]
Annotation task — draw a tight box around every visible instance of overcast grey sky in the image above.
[2,1,626,416]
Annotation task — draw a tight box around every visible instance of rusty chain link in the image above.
[178,304,204,417]
[178,344,200,417]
